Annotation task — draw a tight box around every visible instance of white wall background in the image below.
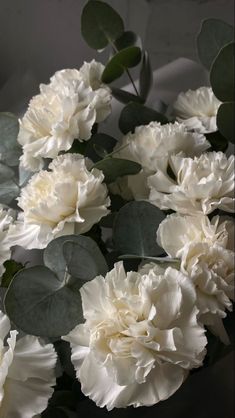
[0,0,233,109]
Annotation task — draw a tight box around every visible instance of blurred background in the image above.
[0,0,234,111]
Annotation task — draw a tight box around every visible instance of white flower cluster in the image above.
[0,310,57,418]
[18,60,112,172]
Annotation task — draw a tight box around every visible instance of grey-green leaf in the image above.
[63,236,108,280]
[0,113,21,166]
[114,30,141,50]
[197,18,234,70]
[4,266,83,337]
[119,102,168,134]
[111,87,144,104]
[93,158,141,184]
[0,179,19,205]
[113,201,165,257]
[81,0,124,50]
[102,47,142,84]
[210,42,235,102]
[139,51,153,101]
[85,133,117,162]
[217,102,235,143]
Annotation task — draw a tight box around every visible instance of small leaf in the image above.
[113,201,165,257]
[139,51,153,101]
[210,42,235,102]
[111,87,144,104]
[62,236,108,280]
[217,102,235,143]
[1,260,23,288]
[114,30,141,50]
[93,158,141,184]
[0,112,21,166]
[102,47,142,84]
[81,0,124,50]
[197,18,234,70]
[4,265,83,337]
[205,130,229,151]
[85,133,117,162]
[119,102,168,134]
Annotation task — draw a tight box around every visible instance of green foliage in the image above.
[85,133,117,162]
[210,42,234,102]
[111,87,144,104]
[102,47,142,84]
[5,235,108,337]
[113,201,165,257]
[81,0,124,50]
[1,260,23,288]
[216,102,235,144]
[119,102,168,134]
[114,30,141,50]
[0,112,21,166]
[205,131,228,152]
[197,18,234,70]
[139,51,153,101]
[0,163,19,205]
[93,157,141,184]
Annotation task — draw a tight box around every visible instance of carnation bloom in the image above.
[8,154,110,249]
[63,262,207,410]
[157,214,235,342]
[148,152,234,215]
[173,87,221,133]
[18,60,112,171]
[0,205,13,277]
[110,121,209,199]
[0,310,57,418]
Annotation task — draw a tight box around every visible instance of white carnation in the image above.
[111,121,209,199]
[0,205,14,277]
[157,214,235,342]
[18,60,112,171]
[8,154,110,250]
[63,262,207,410]
[0,310,57,418]
[148,152,234,215]
[173,87,221,133]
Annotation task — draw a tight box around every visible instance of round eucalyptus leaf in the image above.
[0,112,21,166]
[43,236,69,280]
[113,201,165,257]
[111,87,144,104]
[114,30,141,50]
[93,158,141,184]
[205,130,228,152]
[119,102,168,134]
[0,180,19,205]
[139,51,153,101]
[62,235,108,280]
[102,47,142,84]
[4,266,83,337]
[81,0,124,50]
[85,133,117,162]
[217,102,235,143]
[197,18,234,70]
[210,42,235,102]
[0,163,15,182]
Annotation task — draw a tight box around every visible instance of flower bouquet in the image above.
[0,1,234,417]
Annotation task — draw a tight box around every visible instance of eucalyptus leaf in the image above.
[1,260,23,288]
[114,30,141,50]
[81,0,124,50]
[205,130,229,152]
[197,18,234,70]
[217,102,235,143]
[119,102,168,134]
[210,42,235,102]
[4,265,83,337]
[93,157,141,184]
[85,133,117,162]
[0,112,21,166]
[139,51,153,101]
[0,179,19,205]
[111,87,144,104]
[62,236,108,280]
[113,201,165,257]
[102,47,142,84]
[0,162,15,182]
